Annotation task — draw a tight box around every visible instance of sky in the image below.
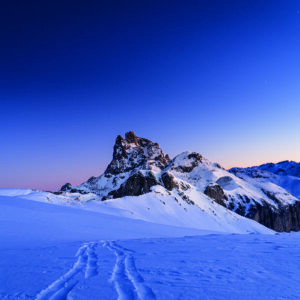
[0,0,300,190]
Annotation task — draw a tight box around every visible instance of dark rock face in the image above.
[252,201,300,232]
[223,193,300,232]
[204,181,300,232]
[60,183,88,195]
[161,172,179,191]
[204,184,227,207]
[105,172,159,200]
[61,183,72,191]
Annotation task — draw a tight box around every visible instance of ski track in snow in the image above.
[105,241,156,300]
[35,241,154,300]
[85,243,99,279]
[35,242,98,300]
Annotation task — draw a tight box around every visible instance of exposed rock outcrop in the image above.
[103,172,159,200]
[204,184,227,207]
[60,183,88,194]
[252,201,300,232]
[161,172,179,191]
[61,183,72,192]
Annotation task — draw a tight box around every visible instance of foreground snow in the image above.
[1,191,299,299]
[3,233,300,300]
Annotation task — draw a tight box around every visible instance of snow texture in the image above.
[0,192,299,300]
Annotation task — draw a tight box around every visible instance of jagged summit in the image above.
[60,131,176,200]
[105,131,170,175]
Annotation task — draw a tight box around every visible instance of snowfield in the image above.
[1,190,300,299]
[0,188,271,235]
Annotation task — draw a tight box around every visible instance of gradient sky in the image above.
[1,0,300,190]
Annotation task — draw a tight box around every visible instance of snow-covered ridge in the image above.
[55,131,299,233]
[0,188,34,197]
[255,160,300,177]
[0,186,272,234]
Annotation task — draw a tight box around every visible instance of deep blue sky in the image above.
[1,0,300,190]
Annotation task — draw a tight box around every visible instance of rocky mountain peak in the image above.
[168,151,203,173]
[125,130,138,144]
[105,131,170,175]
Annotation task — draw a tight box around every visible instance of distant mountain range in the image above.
[230,161,300,199]
[52,131,300,233]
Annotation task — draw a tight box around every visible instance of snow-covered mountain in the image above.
[228,162,300,231]
[257,161,300,177]
[230,161,300,199]
[53,131,300,232]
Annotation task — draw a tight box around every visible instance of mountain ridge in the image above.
[57,131,300,232]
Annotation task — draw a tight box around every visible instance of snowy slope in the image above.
[0,188,34,197]
[0,194,207,248]
[0,188,272,234]
[0,193,205,299]
[1,193,300,300]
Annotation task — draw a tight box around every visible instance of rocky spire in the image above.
[125,131,138,144]
[104,131,170,175]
